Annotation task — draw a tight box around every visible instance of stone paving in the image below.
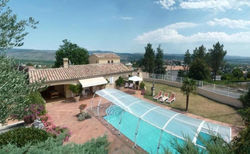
[46,95,141,154]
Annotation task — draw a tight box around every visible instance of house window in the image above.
[108,60,110,63]
[111,60,113,63]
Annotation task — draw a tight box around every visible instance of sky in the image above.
[8,0,250,56]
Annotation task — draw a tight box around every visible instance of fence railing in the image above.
[142,72,246,99]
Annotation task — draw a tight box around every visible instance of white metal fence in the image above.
[143,73,246,99]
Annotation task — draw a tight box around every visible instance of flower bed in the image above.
[40,114,71,142]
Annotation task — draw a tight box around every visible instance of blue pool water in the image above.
[104,105,210,154]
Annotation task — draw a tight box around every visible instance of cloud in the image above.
[207,18,250,29]
[155,0,250,11]
[180,0,250,11]
[135,22,250,44]
[120,16,133,20]
[155,0,176,10]
[164,22,198,29]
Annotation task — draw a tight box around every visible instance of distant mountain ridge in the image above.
[4,48,250,64]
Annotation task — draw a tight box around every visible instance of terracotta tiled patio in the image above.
[46,93,143,154]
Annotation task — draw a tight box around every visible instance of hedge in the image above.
[0,127,51,147]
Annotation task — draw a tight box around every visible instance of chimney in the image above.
[63,58,69,68]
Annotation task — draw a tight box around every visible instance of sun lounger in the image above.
[153,91,162,100]
[125,82,129,88]
[129,83,134,89]
[159,93,169,102]
[166,93,176,104]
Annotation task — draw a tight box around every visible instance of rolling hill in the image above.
[4,48,250,65]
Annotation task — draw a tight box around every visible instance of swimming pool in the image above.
[105,105,217,153]
[94,88,231,154]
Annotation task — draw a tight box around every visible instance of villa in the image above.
[88,53,120,64]
[28,53,133,99]
[26,53,241,154]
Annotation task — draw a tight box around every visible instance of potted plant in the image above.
[140,81,145,95]
[79,104,87,113]
[77,104,91,121]
[115,76,124,89]
[69,84,82,102]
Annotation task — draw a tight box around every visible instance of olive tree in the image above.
[0,56,42,124]
[0,0,38,50]
[0,0,41,124]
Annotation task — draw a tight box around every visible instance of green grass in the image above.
[144,82,243,126]
[205,79,250,88]
[15,59,54,67]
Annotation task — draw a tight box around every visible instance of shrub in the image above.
[23,114,36,124]
[115,76,124,87]
[24,104,46,124]
[0,134,109,154]
[81,135,109,154]
[28,92,46,115]
[77,112,91,121]
[247,72,250,79]
[221,73,233,80]
[232,68,243,80]
[139,82,145,90]
[40,114,71,141]
[168,135,233,154]
[232,126,250,153]
[0,127,51,147]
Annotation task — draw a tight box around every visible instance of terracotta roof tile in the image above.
[92,53,120,59]
[29,63,132,83]
[165,65,186,71]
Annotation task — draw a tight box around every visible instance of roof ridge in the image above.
[29,63,132,83]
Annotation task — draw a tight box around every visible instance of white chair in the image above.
[166,93,176,104]
[125,82,129,88]
[159,93,169,102]
[129,83,134,89]
[153,91,162,100]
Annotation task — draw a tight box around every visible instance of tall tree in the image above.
[181,78,196,111]
[143,43,155,73]
[192,45,206,61]
[208,42,227,80]
[0,57,43,124]
[232,88,250,153]
[239,88,250,124]
[184,49,191,70]
[154,45,166,74]
[0,0,42,124]
[232,68,243,80]
[188,58,210,80]
[54,39,89,67]
[0,0,38,50]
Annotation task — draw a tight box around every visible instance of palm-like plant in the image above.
[181,78,196,111]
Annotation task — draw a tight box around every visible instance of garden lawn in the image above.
[144,82,243,126]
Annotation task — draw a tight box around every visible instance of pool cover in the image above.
[93,88,231,148]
